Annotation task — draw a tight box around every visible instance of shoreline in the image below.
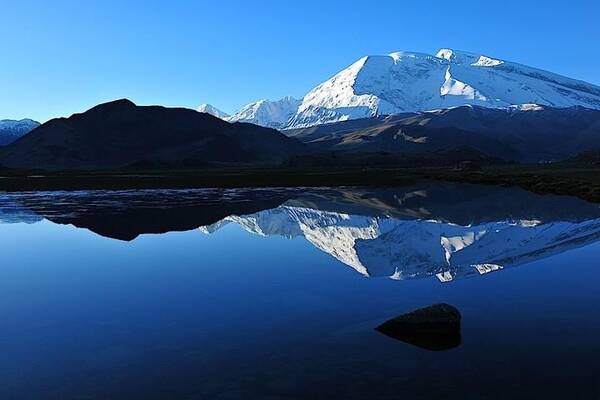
[1,165,599,203]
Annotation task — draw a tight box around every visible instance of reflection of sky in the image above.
[2,218,600,398]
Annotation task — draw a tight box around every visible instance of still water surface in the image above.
[1,182,600,399]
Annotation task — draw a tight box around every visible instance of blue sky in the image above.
[1,0,598,122]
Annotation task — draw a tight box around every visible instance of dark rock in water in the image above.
[376,303,462,351]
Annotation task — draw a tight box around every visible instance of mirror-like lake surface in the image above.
[2,182,600,399]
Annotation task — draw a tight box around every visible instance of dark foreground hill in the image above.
[0,99,305,170]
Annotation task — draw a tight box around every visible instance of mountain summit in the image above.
[287,48,600,128]
[202,48,600,130]
[227,96,301,129]
[197,97,302,130]
[197,103,230,119]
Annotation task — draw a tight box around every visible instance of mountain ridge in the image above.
[226,96,301,129]
[200,48,600,129]
[0,99,305,170]
[286,104,600,162]
[197,103,230,119]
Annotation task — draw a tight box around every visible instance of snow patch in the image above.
[197,104,230,119]
[227,96,301,129]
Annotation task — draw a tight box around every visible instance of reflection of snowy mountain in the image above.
[200,205,600,282]
[3,183,600,281]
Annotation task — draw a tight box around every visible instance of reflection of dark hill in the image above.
[376,304,462,351]
[9,189,294,241]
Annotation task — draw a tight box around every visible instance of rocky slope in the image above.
[286,105,600,162]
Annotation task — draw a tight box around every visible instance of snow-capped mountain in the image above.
[289,49,600,128]
[199,48,600,130]
[197,98,301,129]
[197,104,230,119]
[0,119,40,145]
[287,49,600,128]
[200,205,600,282]
[227,96,301,129]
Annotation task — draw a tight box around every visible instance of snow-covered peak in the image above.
[285,48,600,128]
[197,103,230,119]
[0,118,39,130]
[227,96,301,130]
[435,48,457,61]
[0,119,40,145]
[436,48,478,64]
[473,55,504,67]
[197,48,600,130]
[389,51,436,61]
[436,49,503,67]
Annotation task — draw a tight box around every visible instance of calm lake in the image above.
[2,182,600,399]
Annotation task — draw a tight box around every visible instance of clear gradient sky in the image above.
[2,0,598,122]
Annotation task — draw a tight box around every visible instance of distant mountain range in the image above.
[0,99,304,170]
[200,48,600,129]
[2,100,600,170]
[199,96,301,130]
[0,119,39,145]
[2,48,600,171]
